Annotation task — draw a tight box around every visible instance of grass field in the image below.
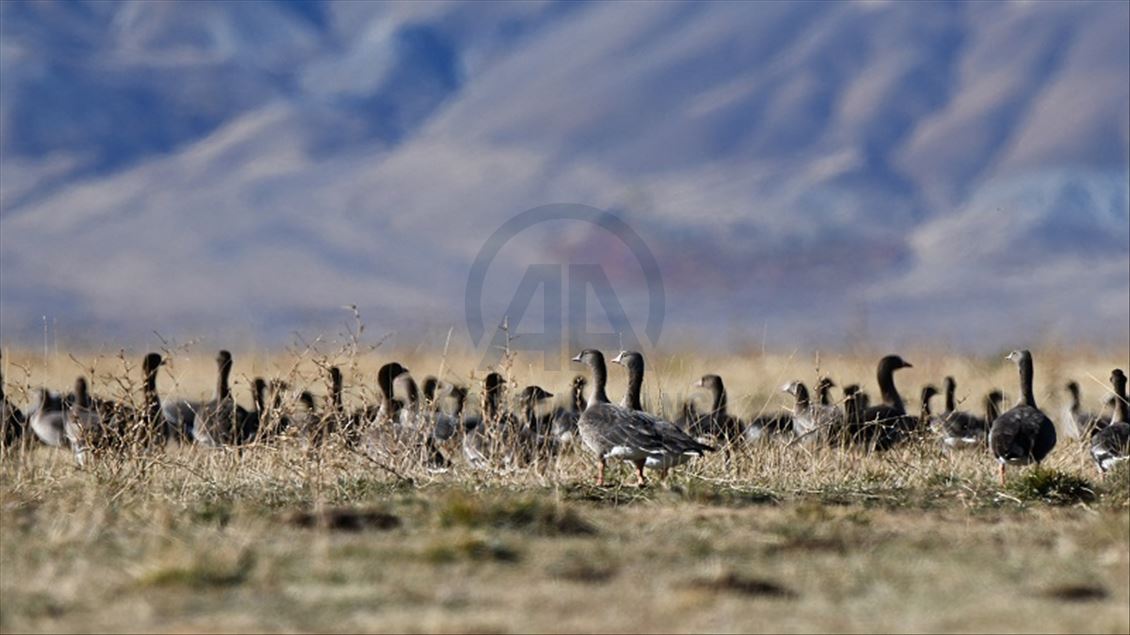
[1,346,1128,633]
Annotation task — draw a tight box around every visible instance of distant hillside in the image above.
[1,1,1127,350]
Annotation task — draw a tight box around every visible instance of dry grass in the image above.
[1,345,1129,633]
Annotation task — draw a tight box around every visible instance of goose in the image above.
[64,353,169,463]
[158,356,207,444]
[29,387,69,448]
[984,389,1004,428]
[516,385,556,464]
[988,350,1057,484]
[65,376,136,466]
[430,381,468,443]
[438,382,479,465]
[677,398,707,436]
[692,374,745,452]
[364,362,408,427]
[139,352,167,446]
[394,373,425,434]
[230,377,264,444]
[852,355,916,450]
[192,350,250,447]
[328,366,346,434]
[1090,369,1129,475]
[549,375,586,443]
[65,377,104,465]
[1,358,26,449]
[936,376,988,448]
[462,372,508,469]
[288,390,320,444]
[611,351,646,412]
[816,377,836,407]
[422,376,439,412]
[843,384,870,412]
[161,395,198,444]
[782,380,841,445]
[300,367,342,446]
[842,383,866,441]
[744,409,794,442]
[918,384,940,430]
[393,372,450,469]
[573,349,714,487]
[1062,381,1106,440]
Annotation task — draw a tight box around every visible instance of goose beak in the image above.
[693,378,704,388]
[903,362,913,369]
[571,353,583,363]
[611,351,626,365]
[779,382,793,393]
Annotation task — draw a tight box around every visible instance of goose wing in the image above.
[585,404,713,456]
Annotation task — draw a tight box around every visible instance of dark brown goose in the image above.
[678,398,707,436]
[236,377,267,444]
[1062,381,1109,439]
[422,376,438,404]
[516,385,556,464]
[814,376,831,405]
[140,352,166,446]
[918,384,940,430]
[462,372,508,469]
[192,350,250,447]
[369,361,409,426]
[300,366,343,446]
[573,349,714,487]
[64,376,138,466]
[936,376,987,448]
[693,374,744,451]
[853,355,916,450]
[1090,369,1129,475]
[989,350,1057,484]
[550,375,586,443]
[842,384,870,413]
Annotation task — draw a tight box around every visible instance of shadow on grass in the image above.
[138,549,255,589]
[282,506,401,532]
[437,492,597,536]
[685,571,796,598]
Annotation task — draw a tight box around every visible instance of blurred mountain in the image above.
[1,0,1127,350]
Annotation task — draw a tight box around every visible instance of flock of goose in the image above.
[1,348,1128,486]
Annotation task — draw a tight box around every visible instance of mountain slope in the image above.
[0,0,1126,349]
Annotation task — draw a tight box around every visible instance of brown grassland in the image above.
[1,343,1128,633]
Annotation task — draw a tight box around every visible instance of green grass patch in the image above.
[1007,468,1097,505]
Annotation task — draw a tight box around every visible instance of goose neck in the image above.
[588,358,610,407]
[877,366,904,413]
[1018,356,1036,408]
[216,361,231,400]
